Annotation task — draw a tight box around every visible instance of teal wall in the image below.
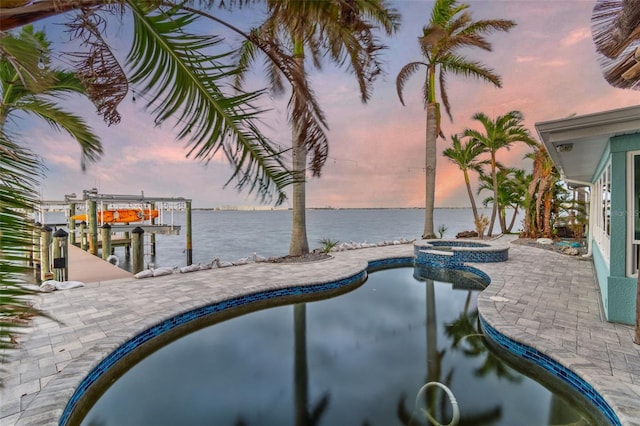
[596,135,640,325]
[592,241,609,316]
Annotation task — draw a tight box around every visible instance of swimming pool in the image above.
[77,265,598,425]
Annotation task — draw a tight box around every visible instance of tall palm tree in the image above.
[396,0,515,239]
[0,25,100,357]
[234,0,400,256]
[463,110,536,236]
[442,134,487,225]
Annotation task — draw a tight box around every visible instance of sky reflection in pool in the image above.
[81,266,593,426]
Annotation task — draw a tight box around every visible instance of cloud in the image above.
[561,27,592,47]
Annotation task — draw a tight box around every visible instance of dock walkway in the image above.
[1,238,639,425]
[67,245,132,283]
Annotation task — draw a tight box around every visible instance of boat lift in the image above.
[37,189,194,272]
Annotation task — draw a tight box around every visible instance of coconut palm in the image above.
[442,134,487,225]
[463,110,536,236]
[0,25,100,358]
[396,0,515,239]
[234,0,400,256]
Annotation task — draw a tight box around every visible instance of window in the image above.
[628,152,640,275]
[593,162,611,266]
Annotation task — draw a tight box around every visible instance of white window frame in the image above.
[627,151,640,276]
[593,161,611,268]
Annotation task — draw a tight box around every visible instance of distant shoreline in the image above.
[192,206,476,211]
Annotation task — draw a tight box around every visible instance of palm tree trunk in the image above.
[488,153,499,237]
[506,206,519,233]
[543,193,553,238]
[464,170,479,223]
[499,206,507,234]
[423,102,438,239]
[289,55,309,256]
[289,120,309,256]
[536,177,550,237]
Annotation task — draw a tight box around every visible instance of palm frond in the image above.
[396,61,426,106]
[244,27,330,176]
[0,130,44,359]
[441,53,502,87]
[126,1,292,204]
[65,8,128,126]
[0,26,54,94]
[19,98,102,171]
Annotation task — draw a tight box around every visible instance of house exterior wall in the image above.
[595,135,640,325]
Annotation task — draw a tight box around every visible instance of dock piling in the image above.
[186,200,192,266]
[40,225,53,281]
[101,224,112,261]
[132,227,145,274]
[88,200,98,256]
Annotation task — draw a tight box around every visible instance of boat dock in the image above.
[67,244,132,283]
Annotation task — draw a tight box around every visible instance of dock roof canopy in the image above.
[535,105,640,184]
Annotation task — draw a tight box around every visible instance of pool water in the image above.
[80,266,595,426]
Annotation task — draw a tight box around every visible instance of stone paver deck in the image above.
[1,238,640,425]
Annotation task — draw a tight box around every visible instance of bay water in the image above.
[119,207,512,270]
[41,207,520,270]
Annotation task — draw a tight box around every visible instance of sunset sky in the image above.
[17,0,640,208]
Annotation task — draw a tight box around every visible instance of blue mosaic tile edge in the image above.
[59,269,367,425]
[479,316,620,426]
[414,241,509,266]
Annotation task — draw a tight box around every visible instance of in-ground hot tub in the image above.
[414,239,509,267]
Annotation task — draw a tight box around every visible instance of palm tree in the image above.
[234,0,400,256]
[477,167,530,234]
[0,26,100,357]
[396,0,515,239]
[504,168,530,233]
[521,144,561,239]
[463,110,536,236]
[442,134,487,225]
[2,1,294,204]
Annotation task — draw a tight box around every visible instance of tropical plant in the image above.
[234,0,400,256]
[477,167,530,234]
[521,144,562,239]
[2,1,294,204]
[437,224,448,238]
[0,133,45,361]
[463,110,536,236]
[442,134,488,225]
[396,0,515,239]
[319,238,339,254]
[0,26,96,359]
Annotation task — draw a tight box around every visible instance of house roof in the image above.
[535,105,640,183]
